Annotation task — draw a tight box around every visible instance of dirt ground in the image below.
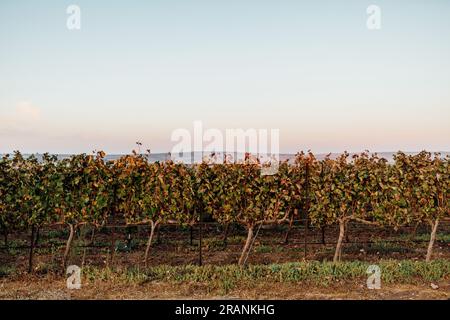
[1,222,449,271]
[1,222,449,300]
[0,275,449,300]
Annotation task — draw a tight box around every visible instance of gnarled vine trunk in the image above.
[62,223,75,269]
[334,219,345,263]
[238,225,254,266]
[426,218,439,262]
[144,221,158,267]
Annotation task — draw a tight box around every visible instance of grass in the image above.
[254,244,286,253]
[344,240,414,255]
[397,232,450,243]
[254,245,274,253]
[0,266,16,277]
[80,259,450,294]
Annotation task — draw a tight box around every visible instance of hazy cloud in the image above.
[0,101,43,134]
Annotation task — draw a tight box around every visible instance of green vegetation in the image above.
[79,260,450,294]
[0,150,448,273]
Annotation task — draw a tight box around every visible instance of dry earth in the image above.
[0,276,449,300]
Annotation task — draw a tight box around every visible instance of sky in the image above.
[0,0,449,154]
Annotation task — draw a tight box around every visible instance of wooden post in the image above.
[82,227,95,268]
[304,217,308,259]
[155,224,161,244]
[28,225,36,273]
[109,182,117,266]
[109,226,116,266]
[126,226,132,250]
[3,230,8,249]
[35,227,40,246]
[198,222,203,266]
[345,220,350,243]
[303,161,310,259]
[222,224,230,247]
[321,226,326,245]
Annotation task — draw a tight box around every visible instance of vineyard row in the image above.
[0,150,448,271]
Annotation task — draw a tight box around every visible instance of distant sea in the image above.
[2,151,449,164]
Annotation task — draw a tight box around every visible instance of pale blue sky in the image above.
[1,0,449,154]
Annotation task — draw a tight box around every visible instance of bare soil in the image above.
[1,222,449,271]
[1,222,449,300]
[0,275,448,300]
